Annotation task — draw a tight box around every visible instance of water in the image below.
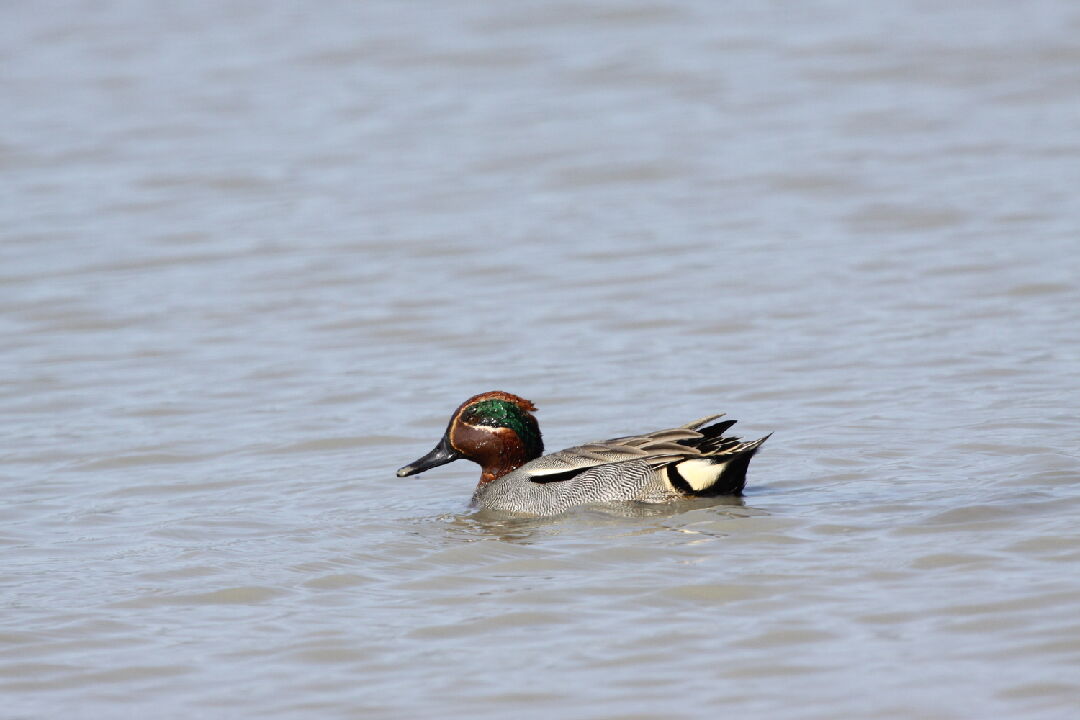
[3,1,1080,718]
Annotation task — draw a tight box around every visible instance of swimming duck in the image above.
[396,391,769,516]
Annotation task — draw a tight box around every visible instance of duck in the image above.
[396,391,770,516]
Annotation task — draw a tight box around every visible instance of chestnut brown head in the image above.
[396,391,544,484]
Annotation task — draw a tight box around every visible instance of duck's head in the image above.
[396,391,544,484]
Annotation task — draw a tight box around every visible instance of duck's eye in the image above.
[461,407,487,427]
[462,402,506,428]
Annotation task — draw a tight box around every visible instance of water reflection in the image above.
[433,496,762,544]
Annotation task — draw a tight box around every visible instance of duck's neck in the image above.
[469,456,525,505]
[454,424,533,488]
[477,456,525,486]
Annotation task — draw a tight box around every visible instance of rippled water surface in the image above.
[4,2,1080,718]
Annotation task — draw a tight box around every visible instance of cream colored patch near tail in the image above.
[673,458,727,492]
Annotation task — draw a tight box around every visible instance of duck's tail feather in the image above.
[664,434,771,497]
[681,414,725,430]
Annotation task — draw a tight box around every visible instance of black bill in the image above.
[396,435,461,477]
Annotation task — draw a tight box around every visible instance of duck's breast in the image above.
[474,459,672,515]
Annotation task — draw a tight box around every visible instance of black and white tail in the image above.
[663,421,770,497]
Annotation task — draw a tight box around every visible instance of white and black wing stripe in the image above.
[525,416,763,488]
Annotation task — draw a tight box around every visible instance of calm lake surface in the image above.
[3,2,1080,718]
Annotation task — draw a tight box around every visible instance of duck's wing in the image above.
[525,415,738,484]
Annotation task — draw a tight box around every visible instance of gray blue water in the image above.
[3,2,1080,718]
